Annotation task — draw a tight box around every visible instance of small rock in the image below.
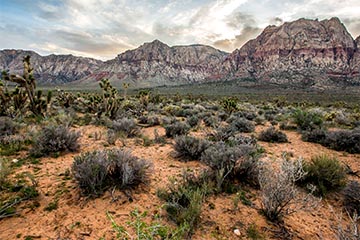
[234,229,241,236]
[12,159,19,163]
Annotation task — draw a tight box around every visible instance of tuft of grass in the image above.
[301,155,347,196]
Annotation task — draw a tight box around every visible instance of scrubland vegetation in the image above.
[0,56,359,239]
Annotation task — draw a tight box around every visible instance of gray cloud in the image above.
[214,12,261,51]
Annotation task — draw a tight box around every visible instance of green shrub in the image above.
[164,122,190,138]
[173,136,210,161]
[31,125,80,157]
[342,181,360,215]
[292,109,323,131]
[258,127,288,143]
[72,149,152,197]
[157,172,210,237]
[301,155,347,196]
[186,115,200,128]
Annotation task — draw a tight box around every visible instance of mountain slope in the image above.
[0,49,103,84]
[77,40,228,88]
[222,17,360,88]
[1,17,360,89]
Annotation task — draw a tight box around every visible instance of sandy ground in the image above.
[0,124,359,239]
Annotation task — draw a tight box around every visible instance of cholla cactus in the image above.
[1,56,50,117]
[99,79,121,119]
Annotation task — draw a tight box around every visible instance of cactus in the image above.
[1,56,50,117]
[99,79,121,119]
[221,97,238,114]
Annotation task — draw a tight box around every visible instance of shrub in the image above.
[292,109,323,131]
[259,158,317,222]
[72,149,152,197]
[164,122,190,138]
[203,115,219,127]
[31,125,80,157]
[301,129,327,144]
[138,115,160,127]
[301,155,347,196]
[111,118,139,137]
[200,142,257,190]
[258,127,288,143]
[0,117,17,137]
[157,172,210,237]
[208,125,236,142]
[230,118,255,133]
[342,181,360,215]
[173,136,210,161]
[186,115,200,128]
[323,130,360,154]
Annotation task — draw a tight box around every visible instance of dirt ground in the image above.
[0,124,359,240]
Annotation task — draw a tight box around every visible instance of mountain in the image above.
[1,17,360,89]
[0,49,102,84]
[77,40,228,88]
[222,17,360,88]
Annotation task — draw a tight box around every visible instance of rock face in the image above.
[1,17,360,89]
[223,17,360,88]
[0,49,102,84]
[79,40,228,87]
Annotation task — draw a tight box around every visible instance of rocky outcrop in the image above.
[0,50,102,84]
[223,17,360,88]
[2,17,360,89]
[78,40,228,88]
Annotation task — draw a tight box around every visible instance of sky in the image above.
[1,0,360,60]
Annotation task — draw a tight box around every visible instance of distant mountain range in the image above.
[1,17,360,89]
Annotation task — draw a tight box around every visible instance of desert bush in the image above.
[230,118,255,133]
[201,142,257,190]
[259,158,318,222]
[72,149,152,197]
[138,115,160,127]
[0,117,17,137]
[203,115,219,127]
[258,127,288,143]
[227,135,257,147]
[207,125,235,142]
[342,181,360,216]
[279,121,298,130]
[292,109,323,131]
[164,122,190,138]
[186,115,200,128]
[323,130,360,154]
[173,136,210,161]
[111,118,139,137]
[157,172,211,237]
[0,158,10,188]
[301,155,347,196]
[31,125,80,157]
[301,129,327,143]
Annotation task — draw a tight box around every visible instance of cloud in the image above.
[213,12,261,51]
[2,0,360,59]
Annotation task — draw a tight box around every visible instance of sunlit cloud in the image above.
[1,0,359,59]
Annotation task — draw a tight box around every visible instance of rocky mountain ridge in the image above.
[1,17,360,89]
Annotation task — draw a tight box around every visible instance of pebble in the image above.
[12,159,19,163]
[234,229,241,236]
